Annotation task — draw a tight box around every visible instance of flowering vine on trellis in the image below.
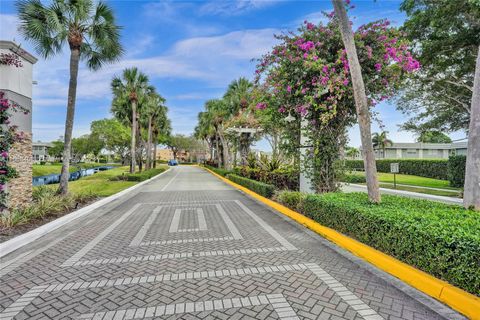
[253,7,420,192]
[0,52,28,212]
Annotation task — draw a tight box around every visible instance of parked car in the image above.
[168,159,178,166]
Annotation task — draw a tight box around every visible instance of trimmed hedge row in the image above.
[232,166,299,190]
[345,159,450,180]
[275,191,480,295]
[447,155,466,188]
[226,174,276,198]
[109,168,167,181]
[204,165,232,177]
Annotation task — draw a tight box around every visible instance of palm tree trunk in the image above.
[146,116,152,170]
[130,100,137,173]
[153,134,158,169]
[464,45,480,210]
[332,0,380,203]
[219,129,230,170]
[58,48,80,195]
[215,133,221,166]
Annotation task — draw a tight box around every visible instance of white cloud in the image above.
[199,0,279,16]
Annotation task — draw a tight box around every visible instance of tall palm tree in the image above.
[152,105,170,168]
[372,131,393,158]
[206,99,232,169]
[223,77,253,114]
[194,111,216,162]
[111,68,150,173]
[142,92,166,170]
[17,0,123,195]
[332,0,380,202]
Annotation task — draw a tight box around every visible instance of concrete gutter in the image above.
[0,168,170,258]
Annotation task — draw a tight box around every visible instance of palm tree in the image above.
[372,131,393,158]
[17,0,123,194]
[206,99,232,169]
[152,105,170,168]
[111,68,150,173]
[194,111,216,162]
[332,0,380,202]
[223,77,253,114]
[142,92,166,170]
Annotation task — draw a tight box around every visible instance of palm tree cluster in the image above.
[111,67,171,173]
[194,77,260,169]
[17,0,123,195]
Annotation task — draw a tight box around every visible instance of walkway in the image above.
[0,166,464,319]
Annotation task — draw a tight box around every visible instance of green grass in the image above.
[349,171,458,190]
[377,183,461,197]
[38,165,168,198]
[32,163,117,177]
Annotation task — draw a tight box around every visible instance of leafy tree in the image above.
[17,0,123,195]
[372,131,393,158]
[71,135,90,162]
[111,68,151,173]
[345,146,360,159]
[90,118,130,164]
[48,140,64,160]
[416,131,452,143]
[166,134,195,160]
[255,11,419,193]
[397,0,480,133]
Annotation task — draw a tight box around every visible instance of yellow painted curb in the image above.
[203,167,480,320]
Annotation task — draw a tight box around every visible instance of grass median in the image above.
[1,166,168,233]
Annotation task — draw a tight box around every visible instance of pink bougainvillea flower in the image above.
[256,102,267,110]
[278,106,286,113]
[375,63,382,71]
[287,85,292,93]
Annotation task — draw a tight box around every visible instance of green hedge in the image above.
[345,159,450,180]
[204,165,232,177]
[226,174,276,198]
[109,168,166,182]
[341,174,367,183]
[275,191,480,295]
[233,166,299,190]
[447,155,466,188]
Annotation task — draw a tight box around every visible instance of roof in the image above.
[0,40,38,64]
[33,141,53,147]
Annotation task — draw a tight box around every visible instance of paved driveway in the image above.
[0,166,463,319]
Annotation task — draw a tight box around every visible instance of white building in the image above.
[32,141,55,163]
[373,141,468,159]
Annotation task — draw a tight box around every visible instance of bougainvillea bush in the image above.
[254,11,420,192]
[0,52,28,212]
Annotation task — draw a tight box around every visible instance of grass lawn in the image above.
[378,183,461,197]
[349,171,459,190]
[32,163,118,177]
[39,165,168,197]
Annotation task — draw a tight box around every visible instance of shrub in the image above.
[288,192,479,295]
[341,174,367,183]
[226,174,276,198]
[447,155,466,188]
[274,190,306,212]
[204,165,232,177]
[344,159,450,180]
[1,186,96,228]
[109,168,166,182]
[233,166,299,190]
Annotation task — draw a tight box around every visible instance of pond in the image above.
[32,166,114,187]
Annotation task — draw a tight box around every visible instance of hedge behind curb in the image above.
[275,191,480,296]
[226,174,276,198]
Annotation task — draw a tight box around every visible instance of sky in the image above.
[0,0,466,150]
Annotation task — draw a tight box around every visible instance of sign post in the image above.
[390,163,399,189]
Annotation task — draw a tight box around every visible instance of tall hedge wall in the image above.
[447,155,466,188]
[344,159,449,180]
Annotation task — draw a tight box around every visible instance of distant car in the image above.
[168,159,178,166]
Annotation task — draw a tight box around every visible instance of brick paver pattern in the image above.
[0,166,462,319]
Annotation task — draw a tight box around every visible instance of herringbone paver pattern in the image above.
[0,166,464,319]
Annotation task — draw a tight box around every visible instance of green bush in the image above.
[233,166,299,190]
[109,168,166,182]
[447,155,466,188]
[341,174,367,183]
[204,165,232,177]
[274,190,306,212]
[226,174,276,198]
[278,191,479,295]
[344,159,450,180]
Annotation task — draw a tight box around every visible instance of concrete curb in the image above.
[0,168,171,258]
[203,167,480,320]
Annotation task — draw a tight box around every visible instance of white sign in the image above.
[390,163,399,173]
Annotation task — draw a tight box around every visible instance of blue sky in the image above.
[0,0,465,149]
